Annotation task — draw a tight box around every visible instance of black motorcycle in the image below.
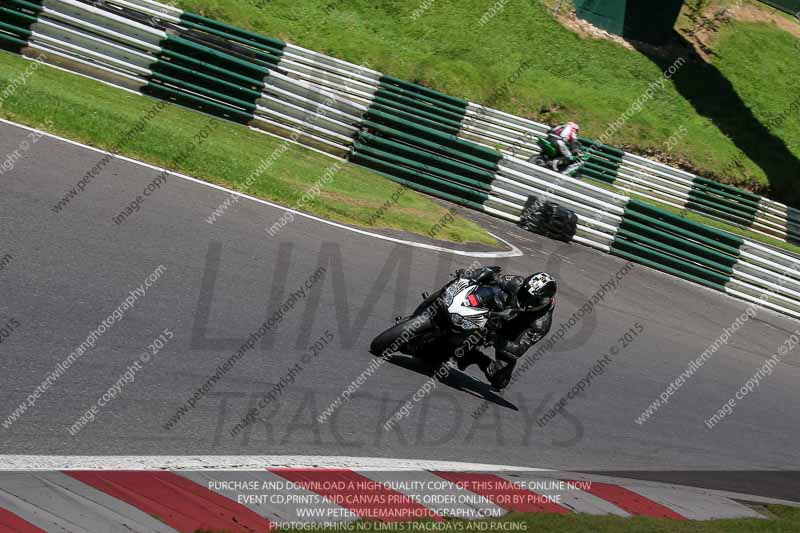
[369,272,513,364]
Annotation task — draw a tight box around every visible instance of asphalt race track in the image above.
[2,122,799,483]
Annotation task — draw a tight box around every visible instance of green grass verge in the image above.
[710,20,800,204]
[0,51,496,246]
[172,0,800,207]
[198,505,800,533]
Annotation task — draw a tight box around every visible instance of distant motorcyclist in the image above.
[547,122,582,175]
[451,267,556,390]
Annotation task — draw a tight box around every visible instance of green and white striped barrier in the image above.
[461,109,800,246]
[75,0,800,247]
[2,0,367,155]
[2,0,799,320]
[77,0,800,246]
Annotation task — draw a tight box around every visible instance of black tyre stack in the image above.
[518,196,578,242]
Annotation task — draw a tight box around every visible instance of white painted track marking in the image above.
[0,455,549,471]
[496,474,629,517]
[360,470,506,520]
[0,118,523,258]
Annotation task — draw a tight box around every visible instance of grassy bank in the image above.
[173,0,800,207]
[709,20,800,202]
[0,51,496,245]
[266,505,800,533]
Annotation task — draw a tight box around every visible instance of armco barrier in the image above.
[1,0,799,320]
[6,0,800,248]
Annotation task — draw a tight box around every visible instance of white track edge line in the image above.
[0,455,549,472]
[0,117,522,258]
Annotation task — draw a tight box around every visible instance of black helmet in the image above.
[518,272,557,310]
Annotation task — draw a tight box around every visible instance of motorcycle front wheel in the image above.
[369,315,433,357]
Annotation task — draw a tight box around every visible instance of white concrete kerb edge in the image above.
[2,455,798,508]
[0,455,549,472]
[0,118,522,259]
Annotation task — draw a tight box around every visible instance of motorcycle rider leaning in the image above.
[452,267,556,390]
[547,122,582,175]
